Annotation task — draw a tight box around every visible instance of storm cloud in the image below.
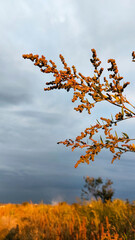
[0,0,135,203]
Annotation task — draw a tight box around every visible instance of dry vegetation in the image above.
[23,49,135,167]
[0,199,134,240]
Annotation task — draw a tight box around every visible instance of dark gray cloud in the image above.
[0,89,31,106]
[0,0,135,203]
[0,151,134,203]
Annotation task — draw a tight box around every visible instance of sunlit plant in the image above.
[23,49,135,167]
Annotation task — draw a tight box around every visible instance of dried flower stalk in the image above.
[23,49,135,167]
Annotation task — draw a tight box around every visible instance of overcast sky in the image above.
[0,0,135,204]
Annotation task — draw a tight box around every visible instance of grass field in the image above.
[0,199,134,240]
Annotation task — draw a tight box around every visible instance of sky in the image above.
[0,0,135,204]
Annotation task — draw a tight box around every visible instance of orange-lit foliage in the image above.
[0,200,134,239]
[23,50,135,167]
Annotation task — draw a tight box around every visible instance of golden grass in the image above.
[0,199,134,240]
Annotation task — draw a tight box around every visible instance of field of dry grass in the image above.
[0,199,134,240]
